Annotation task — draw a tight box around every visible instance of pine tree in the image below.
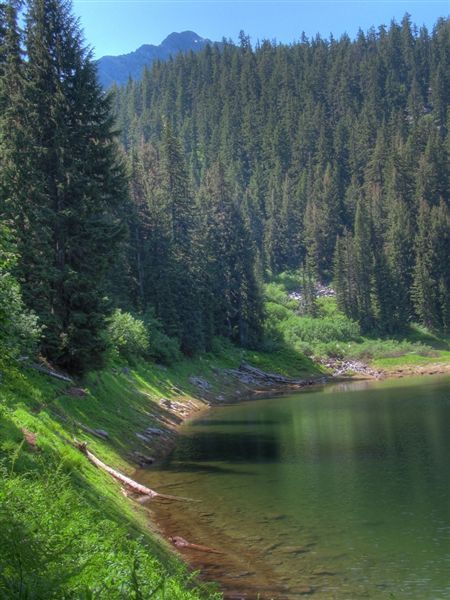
[353,198,374,331]
[3,0,127,372]
[199,162,263,347]
[412,199,436,327]
[384,196,414,329]
[159,122,204,353]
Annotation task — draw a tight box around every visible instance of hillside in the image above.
[0,3,449,597]
[0,340,319,598]
[113,17,450,340]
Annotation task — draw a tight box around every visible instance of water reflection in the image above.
[142,375,450,599]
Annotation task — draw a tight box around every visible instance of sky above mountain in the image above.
[73,0,448,59]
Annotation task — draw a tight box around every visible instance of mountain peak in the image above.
[97,31,213,88]
[161,31,205,47]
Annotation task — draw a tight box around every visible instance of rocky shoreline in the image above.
[128,360,450,468]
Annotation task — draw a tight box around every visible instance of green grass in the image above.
[263,272,450,370]
[0,337,318,599]
[373,351,450,370]
[0,356,223,599]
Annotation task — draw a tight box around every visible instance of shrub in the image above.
[143,311,182,365]
[0,228,41,357]
[106,310,149,360]
[264,283,298,310]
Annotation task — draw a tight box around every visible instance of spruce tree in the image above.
[199,162,263,347]
[4,0,127,372]
[160,122,203,353]
[353,198,374,331]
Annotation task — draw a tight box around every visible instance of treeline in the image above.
[0,0,263,374]
[114,17,450,334]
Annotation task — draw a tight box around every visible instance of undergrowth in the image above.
[264,272,450,366]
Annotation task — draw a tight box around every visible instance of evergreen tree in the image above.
[412,199,436,327]
[199,162,263,346]
[159,122,204,353]
[353,198,374,331]
[3,0,127,372]
[108,16,449,337]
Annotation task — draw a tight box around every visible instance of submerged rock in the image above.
[93,429,109,439]
[132,451,155,466]
[281,546,310,555]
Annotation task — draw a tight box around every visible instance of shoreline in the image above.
[145,361,450,466]
[131,363,450,599]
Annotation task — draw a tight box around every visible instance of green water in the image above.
[144,376,450,599]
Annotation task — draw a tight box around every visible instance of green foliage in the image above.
[0,465,214,599]
[106,309,149,360]
[113,17,449,337]
[265,292,361,357]
[0,357,227,600]
[1,0,127,374]
[345,339,438,361]
[143,311,182,365]
[0,227,41,357]
[264,276,450,365]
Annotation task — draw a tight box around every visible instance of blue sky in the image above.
[71,0,450,58]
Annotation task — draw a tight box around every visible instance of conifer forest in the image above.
[1,2,449,375]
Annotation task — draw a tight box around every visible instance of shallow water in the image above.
[139,375,450,599]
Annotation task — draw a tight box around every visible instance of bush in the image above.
[106,310,149,360]
[143,311,182,365]
[0,228,41,357]
[0,466,212,599]
[264,283,298,310]
[282,314,360,344]
[264,279,361,357]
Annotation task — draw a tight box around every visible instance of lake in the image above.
[138,375,450,599]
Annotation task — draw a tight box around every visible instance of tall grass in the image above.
[0,463,215,599]
[0,359,220,600]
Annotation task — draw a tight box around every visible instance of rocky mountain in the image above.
[96,31,213,88]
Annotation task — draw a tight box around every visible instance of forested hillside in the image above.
[114,18,450,338]
[1,2,449,375]
[1,0,264,372]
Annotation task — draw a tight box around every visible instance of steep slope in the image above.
[97,31,214,87]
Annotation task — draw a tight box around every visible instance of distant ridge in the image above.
[96,31,213,88]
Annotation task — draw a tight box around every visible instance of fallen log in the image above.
[76,421,109,440]
[27,362,74,383]
[75,441,194,502]
[169,536,224,554]
[239,362,314,385]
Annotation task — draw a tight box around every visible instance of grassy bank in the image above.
[0,340,317,599]
[265,272,450,374]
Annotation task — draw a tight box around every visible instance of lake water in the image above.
[139,375,450,599]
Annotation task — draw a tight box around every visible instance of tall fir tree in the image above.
[199,162,263,347]
[3,0,127,372]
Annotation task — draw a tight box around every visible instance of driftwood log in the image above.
[238,362,320,385]
[27,362,74,383]
[170,536,224,554]
[75,441,195,502]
